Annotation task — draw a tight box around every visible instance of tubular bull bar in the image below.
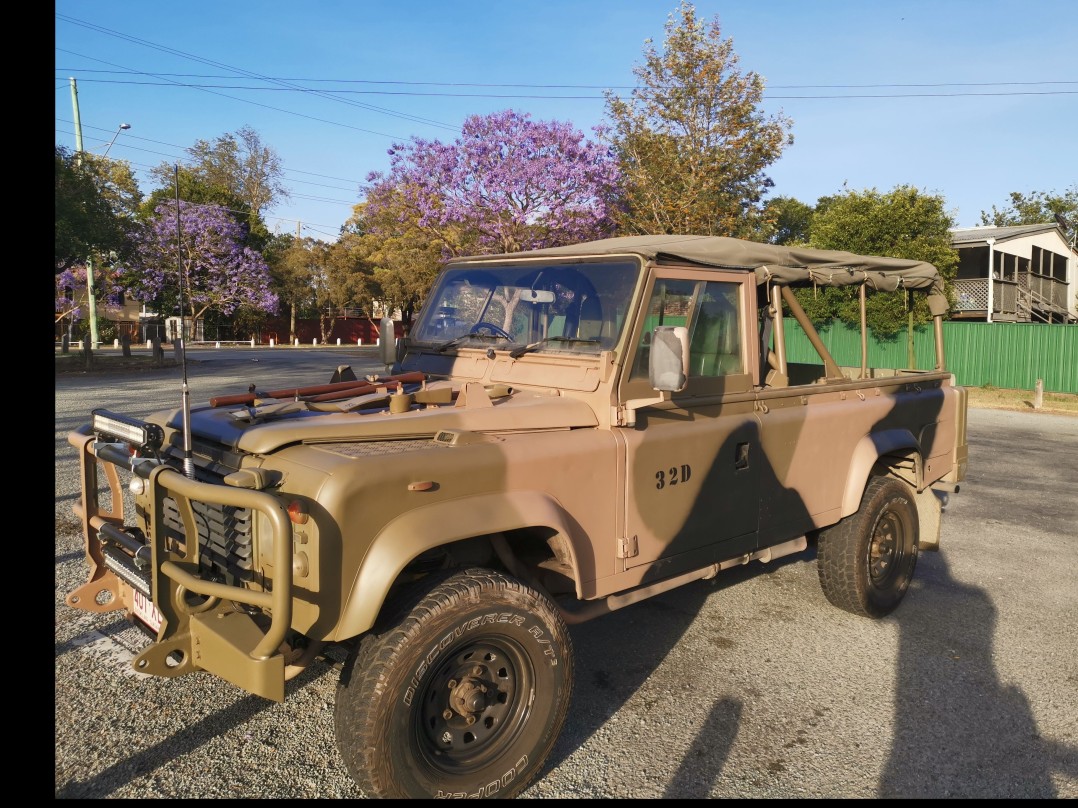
[66,425,295,701]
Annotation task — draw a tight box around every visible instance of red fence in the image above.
[258,315,405,345]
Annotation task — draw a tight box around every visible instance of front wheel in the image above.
[817,476,919,618]
[334,568,574,798]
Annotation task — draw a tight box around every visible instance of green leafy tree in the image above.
[762,196,815,245]
[341,198,447,330]
[141,168,251,223]
[261,233,304,342]
[325,236,382,328]
[55,146,142,273]
[603,1,793,237]
[268,236,320,343]
[148,126,287,250]
[300,239,336,344]
[265,236,374,344]
[979,185,1078,227]
[801,185,958,338]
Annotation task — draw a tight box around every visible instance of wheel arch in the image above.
[335,490,583,640]
[841,428,923,518]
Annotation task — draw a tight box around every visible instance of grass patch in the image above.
[55,352,179,375]
[965,384,1078,415]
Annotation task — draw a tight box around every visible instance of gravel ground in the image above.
[54,349,1078,798]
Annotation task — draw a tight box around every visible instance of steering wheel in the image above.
[470,321,512,340]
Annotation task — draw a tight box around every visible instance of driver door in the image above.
[618,272,761,571]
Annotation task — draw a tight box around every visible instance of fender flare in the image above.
[841,428,922,517]
[335,490,583,639]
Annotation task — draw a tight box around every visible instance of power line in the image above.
[148,194,346,233]
[303,224,346,239]
[57,119,364,189]
[57,48,415,141]
[53,67,1078,91]
[55,14,460,131]
[56,124,360,230]
[55,73,1078,99]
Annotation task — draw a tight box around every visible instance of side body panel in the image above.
[620,400,760,572]
[754,377,957,545]
[274,425,620,641]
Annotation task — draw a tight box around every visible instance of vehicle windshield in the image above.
[410,260,641,355]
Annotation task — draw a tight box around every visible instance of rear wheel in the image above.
[334,568,574,798]
[817,476,919,618]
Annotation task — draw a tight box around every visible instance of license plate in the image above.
[132,587,163,632]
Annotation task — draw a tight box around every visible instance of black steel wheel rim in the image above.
[415,636,535,774]
[868,509,904,585]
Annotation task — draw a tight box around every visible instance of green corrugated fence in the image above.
[782,320,1077,394]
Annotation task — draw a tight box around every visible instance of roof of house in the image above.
[950,222,1066,246]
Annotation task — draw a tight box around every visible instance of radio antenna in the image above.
[174,164,195,479]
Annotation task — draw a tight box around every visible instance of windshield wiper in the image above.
[508,336,600,359]
[434,332,513,354]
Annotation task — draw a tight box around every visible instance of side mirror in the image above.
[649,326,689,392]
[379,317,397,368]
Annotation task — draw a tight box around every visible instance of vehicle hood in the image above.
[157,388,598,455]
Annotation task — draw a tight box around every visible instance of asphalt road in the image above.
[54,347,1078,798]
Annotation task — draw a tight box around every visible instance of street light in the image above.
[102,122,131,157]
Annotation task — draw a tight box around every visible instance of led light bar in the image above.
[91,409,165,451]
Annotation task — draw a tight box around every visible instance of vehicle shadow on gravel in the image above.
[53,662,334,798]
[551,546,1078,799]
[545,555,804,796]
[883,551,1078,798]
[54,690,274,798]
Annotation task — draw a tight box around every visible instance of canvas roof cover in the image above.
[460,234,945,296]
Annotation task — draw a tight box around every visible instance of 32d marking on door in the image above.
[655,465,692,489]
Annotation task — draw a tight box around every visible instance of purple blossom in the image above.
[54,264,121,319]
[364,109,621,254]
[131,201,278,317]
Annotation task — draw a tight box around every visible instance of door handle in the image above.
[735,442,750,470]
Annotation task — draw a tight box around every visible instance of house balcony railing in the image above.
[953,278,1018,317]
[953,275,1072,322]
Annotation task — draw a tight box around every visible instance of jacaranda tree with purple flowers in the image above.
[362,109,622,258]
[129,200,278,324]
[55,265,126,324]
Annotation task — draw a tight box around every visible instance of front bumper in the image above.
[66,425,295,701]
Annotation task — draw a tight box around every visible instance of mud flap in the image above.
[914,486,944,552]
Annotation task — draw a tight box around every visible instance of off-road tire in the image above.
[334,567,574,799]
[817,476,919,618]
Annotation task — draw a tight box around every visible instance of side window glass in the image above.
[630,280,698,380]
[688,282,743,377]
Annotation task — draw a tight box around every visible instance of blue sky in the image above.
[55,1,1077,241]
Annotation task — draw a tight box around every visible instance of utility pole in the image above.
[69,77,100,350]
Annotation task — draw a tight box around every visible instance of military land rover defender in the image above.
[66,234,967,798]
